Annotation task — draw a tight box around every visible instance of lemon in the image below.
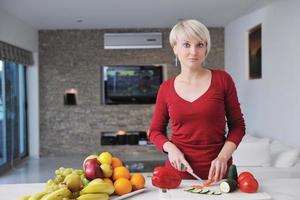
[98,152,112,165]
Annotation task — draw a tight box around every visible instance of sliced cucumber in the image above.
[184,187,223,195]
[199,188,210,194]
[207,191,214,195]
[220,179,238,193]
[212,191,222,195]
[190,188,203,193]
[184,187,195,192]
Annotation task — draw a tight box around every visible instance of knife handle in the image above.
[180,163,185,170]
[180,163,194,173]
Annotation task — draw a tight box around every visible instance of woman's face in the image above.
[173,36,206,69]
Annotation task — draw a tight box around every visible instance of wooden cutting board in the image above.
[169,180,271,200]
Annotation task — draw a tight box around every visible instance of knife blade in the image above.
[187,169,204,184]
[180,163,204,184]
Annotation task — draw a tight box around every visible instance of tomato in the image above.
[238,171,254,183]
[239,177,259,193]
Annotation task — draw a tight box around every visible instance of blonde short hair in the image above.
[169,19,211,57]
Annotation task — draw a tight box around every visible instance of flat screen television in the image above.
[102,65,163,104]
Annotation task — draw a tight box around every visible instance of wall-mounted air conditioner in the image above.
[104,32,162,49]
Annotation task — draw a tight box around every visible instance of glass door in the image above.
[0,60,28,172]
[5,61,19,161]
[0,61,6,167]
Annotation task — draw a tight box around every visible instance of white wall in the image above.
[27,52,39,159]
[0,9,39,158]
[0,10,38,52]
[225,0,300,148]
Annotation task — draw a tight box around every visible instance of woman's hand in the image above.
[163,141,192,172]
[209,141,237,182]
[208,156,228,182]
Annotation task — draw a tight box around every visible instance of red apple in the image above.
[84,158,103,181]
[83,155,98,169]
[84,158,98,169]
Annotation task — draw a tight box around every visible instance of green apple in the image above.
[100,163,113,178]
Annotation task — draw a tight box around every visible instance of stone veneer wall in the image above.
[39,28,224,157]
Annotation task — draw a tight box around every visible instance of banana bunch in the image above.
[19,187,71,200]
[77,193,109,200]
[18,191,48,200]
[28,191,49,200]
[40,187,71,200]
[77,178,114,200]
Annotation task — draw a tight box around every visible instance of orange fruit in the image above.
[112,166,130,181]
[103,178,113,185]
[111,157,123,169]
[130,173,145,190]
[114,178,132,196]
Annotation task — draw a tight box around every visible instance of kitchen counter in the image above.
[1,175,300,200]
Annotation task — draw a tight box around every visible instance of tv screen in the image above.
[102,65,163,104]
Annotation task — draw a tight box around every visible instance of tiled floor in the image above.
[0,156,165,184]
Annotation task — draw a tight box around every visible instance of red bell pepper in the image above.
[152,166,182,189]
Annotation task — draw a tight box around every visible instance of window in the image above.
[248,24,262,79]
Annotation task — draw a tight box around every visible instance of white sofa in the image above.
[232,134,300,180]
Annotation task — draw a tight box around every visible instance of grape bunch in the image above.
[45,167,89,192]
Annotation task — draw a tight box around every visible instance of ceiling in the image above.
[0,0,273,29]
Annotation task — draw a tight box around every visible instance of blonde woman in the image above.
[149,19,245,182]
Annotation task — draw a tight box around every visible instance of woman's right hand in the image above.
[163,141,192,172]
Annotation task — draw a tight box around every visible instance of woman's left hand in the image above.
[208,156,228,183]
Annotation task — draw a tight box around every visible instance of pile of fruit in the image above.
[19,152,145,200]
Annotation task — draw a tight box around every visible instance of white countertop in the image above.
[1,177,300,200]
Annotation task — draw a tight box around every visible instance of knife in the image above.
[180,163,204,184]
[187,169,205,184]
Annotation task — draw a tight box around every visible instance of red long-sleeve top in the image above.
[149,69,245,179]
